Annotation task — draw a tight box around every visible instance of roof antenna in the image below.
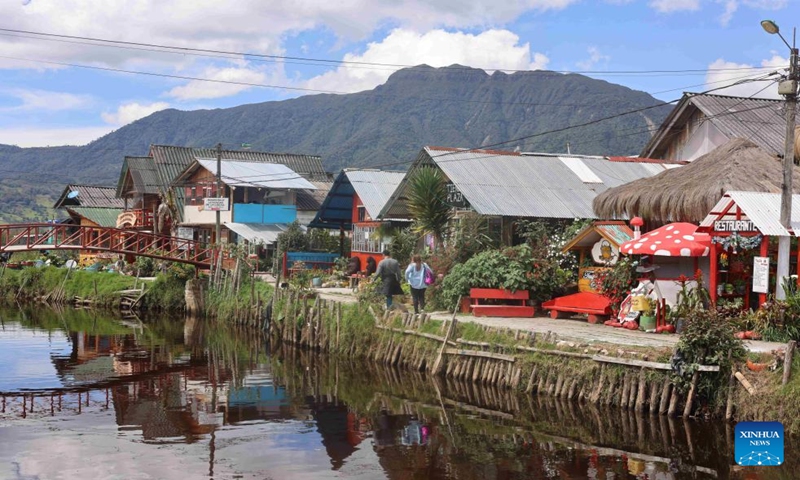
[566,142,571,155]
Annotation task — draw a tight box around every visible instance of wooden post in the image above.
[735,371,757,395]
[783,340,796,385]
[432,297,460,376]
[683,370,699,418]
[635,370,647,413]
[725,368,737,421]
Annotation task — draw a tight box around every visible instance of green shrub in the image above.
[674,309,746,406]
[437,244,569,310]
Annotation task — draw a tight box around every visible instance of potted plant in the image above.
[725,283,735,295]
[734,278,747,295]
[639,302,657,332]
[310,268,325,288]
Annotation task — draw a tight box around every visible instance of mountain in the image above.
[0,65,673,222]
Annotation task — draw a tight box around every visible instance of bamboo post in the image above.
[432,297,460,376]
[725,368,737,421]
[783,340,796,385]
[683,370,699,418]
[659,379,671,415]
[635,371,647,413]
[735,371,757,395]
[667,388,680,417]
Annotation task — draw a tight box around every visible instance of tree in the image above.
[406,167,452,250]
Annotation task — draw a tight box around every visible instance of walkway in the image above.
[315,287,784,353]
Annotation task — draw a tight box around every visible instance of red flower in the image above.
[677,274,689,284]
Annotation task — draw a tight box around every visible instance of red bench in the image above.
[469,288,536,318]
[541,292,612,324]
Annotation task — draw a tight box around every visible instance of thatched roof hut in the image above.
[592,138,800,223]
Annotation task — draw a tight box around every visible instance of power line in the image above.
[0,26,783,77]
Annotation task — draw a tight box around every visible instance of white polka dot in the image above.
[627,249,634,254]
[634,243,643,249]
[655,249,672,256]
[680,248,691,256]
[649,231,659,236]
[654,241,662,245]
[666,225,673,230]
[683,235,695,241]
[674,239,681,244]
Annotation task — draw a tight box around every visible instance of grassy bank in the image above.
[0,266,138,307]
[205,275,273,323]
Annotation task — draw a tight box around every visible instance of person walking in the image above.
[374,250,403,309]
[405,254,431,314]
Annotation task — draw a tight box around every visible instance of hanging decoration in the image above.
[711,232,763,254]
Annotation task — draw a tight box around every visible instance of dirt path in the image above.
[314,288,784,353]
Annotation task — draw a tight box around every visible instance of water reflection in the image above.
[0,306,796,479]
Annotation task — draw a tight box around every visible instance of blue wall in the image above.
[233,204,297,223]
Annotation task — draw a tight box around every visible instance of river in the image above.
[0,306,792,479]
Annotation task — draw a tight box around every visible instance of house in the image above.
[640,92,800,162]
[173,157,318,247]
[115,156,162,230]
[148,145,331,233]
[53,184,125,265]
[379,146,682,245]
[310,169,408,265]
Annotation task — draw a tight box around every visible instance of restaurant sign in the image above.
[445,183,469,209]
[203,197,229,212]
[713,220,757,232]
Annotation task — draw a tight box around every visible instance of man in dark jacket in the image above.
[374,250,403,308]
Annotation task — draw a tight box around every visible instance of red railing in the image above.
[0,224,215,268]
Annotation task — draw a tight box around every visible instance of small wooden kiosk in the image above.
[542,221,633,323]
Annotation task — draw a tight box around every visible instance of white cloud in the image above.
[576,46,610,70]
[167,66,268,100]
[704,55,787,98]
[718,0,738,26]
[101,101,170,125]
[0,0,577,71]
[649,0,699,13]
[304,28,550,94]
[2,89,93,111]
[0,126,113,147]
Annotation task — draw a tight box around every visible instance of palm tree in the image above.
[406,167,452,250]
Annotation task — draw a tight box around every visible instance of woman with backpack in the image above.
[405,254,433,314]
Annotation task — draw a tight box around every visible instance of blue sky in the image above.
[0,0,795,147]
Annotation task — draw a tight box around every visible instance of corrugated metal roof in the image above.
[310,169,407,229]
[194,158,316,190]
[642,93,799,158]
[691,94,789,157]
[226,222,299,244]
[347,170,407,219]
[116,156,160,197]
[149,145,328,222]
[381,148,676,219]
[66,207,123,227]
[54,185,125,209]
[296,181,332,211]
[700,191,800,237]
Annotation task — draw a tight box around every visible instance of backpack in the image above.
[424,265,435,285]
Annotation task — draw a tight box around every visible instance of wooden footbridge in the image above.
[0,223,215,268]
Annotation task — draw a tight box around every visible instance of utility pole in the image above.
[777,48,797,299]
[763,20,798,299]
[215,142,222,246]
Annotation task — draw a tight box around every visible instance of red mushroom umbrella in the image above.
[619,222,711,257]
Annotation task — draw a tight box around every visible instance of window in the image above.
[352,225,382,253]
[357,206,367,222]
